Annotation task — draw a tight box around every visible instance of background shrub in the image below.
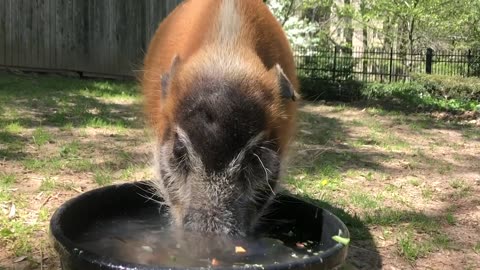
[412,74,480,101]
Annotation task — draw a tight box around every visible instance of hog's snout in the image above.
[183,207,244,236]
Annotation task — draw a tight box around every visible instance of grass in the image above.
[350,192,381,209]
[32,127,52,146]
[1,72,479,268]
[94,168,114,186]
[445,212,456,225]
[84,117,127,131]
[0,173,16,186]
[421,186,435,200]
[398,230,430,261]
[408,177,421,187]
[474,242,480,253]
[398,230,452,261]
[59,141,80,158]
[23,157,64,174]
[39,177,57,192]
[449,179,473,199]
[0,218,36,256]
[4,122,24,133]
[1,73,151,266]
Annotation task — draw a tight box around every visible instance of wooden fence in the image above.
[0,0,183,78]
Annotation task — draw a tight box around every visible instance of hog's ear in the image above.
[271,64,296,101]
[161,55,181,97]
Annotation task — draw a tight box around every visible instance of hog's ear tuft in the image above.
[271,64,296,101]
[161,55,181,97]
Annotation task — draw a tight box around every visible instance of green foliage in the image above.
[412,74,480,101]
[266,0,331,49]
[361,81,426,100]
[266,0,479,51]
[299,73,480,112]
[361,80,479,112]
[299,77,363,101]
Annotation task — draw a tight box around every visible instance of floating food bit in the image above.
[235,246,247,254]
[141,245,153,253]
[211,258,219,266]
[295,242,305,248]
[332,235,350,246]
[291,253,298,258]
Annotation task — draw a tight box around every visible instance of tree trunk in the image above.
[360,0,368,81]
[343,0,354,51]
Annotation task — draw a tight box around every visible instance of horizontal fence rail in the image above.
[0,0,182,78]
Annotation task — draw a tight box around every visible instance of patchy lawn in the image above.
[0,72,479,269]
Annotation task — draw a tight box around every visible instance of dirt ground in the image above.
[291,104,480,270]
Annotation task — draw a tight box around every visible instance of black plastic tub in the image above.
[50,181,349,270]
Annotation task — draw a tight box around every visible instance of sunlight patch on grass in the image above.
[449,179,473,199]
[23,158,63,174]
[80,81,140,102]
[84,117,127,132]
[4,122,24,133]
[39,177,57,192]
[350,192,382,209]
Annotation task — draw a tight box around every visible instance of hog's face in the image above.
[154,80,281,236]
[150,50,297,236]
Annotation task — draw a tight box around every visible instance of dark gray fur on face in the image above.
[152,76,281,236]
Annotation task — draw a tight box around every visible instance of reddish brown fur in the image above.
[142,0,298,156]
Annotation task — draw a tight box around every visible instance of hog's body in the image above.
[142,0,298,236]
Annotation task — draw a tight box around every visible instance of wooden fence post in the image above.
[426,48,433,74]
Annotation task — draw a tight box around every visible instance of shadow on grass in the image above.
[0,131,28,160]
[288,103,479,268]
[0,72,142,130]
[348,99,479,141]
[292,106,391,173]
[0,72,149,179]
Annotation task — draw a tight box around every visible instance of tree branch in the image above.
[281,0,296,26]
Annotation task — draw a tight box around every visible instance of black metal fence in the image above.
[293,46,480,100]
[294,47,480,83]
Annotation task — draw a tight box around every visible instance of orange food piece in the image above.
[211,258,219,266]
[235,246,247,253]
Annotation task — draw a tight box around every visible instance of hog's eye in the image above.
[172,133,188,172]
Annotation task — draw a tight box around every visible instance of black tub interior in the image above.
[51,182,349,270]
